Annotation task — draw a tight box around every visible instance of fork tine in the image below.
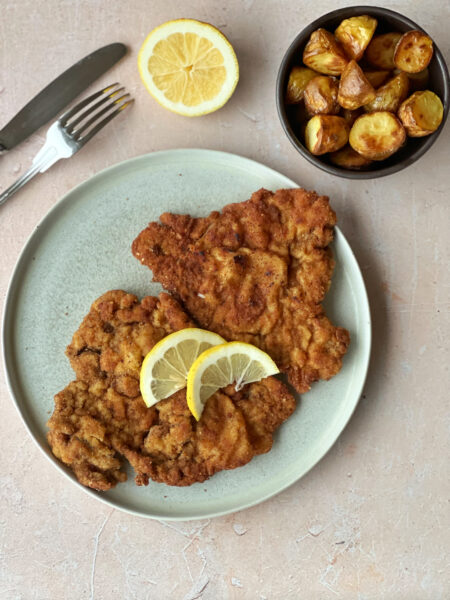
[65,87,125,133]
[72,93,130,138]
[59,83,119,125]
[77,99,134,145]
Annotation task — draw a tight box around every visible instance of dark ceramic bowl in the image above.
[276,6,449,179]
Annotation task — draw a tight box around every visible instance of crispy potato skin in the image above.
[303,28,349,76]
[286,66,318,104]
[305,115,349,155]
[398,90,443,136]
[304,76,340,115]
[394,30,433,73]
[349,111,406,160]
[335,15,377,61]
[338,60,376,110]
[366,32,402,69]
[364,70,391,88]
[364,72,409,113]
[330,145,372,169]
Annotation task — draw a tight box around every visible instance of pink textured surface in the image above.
[1,1,449,598]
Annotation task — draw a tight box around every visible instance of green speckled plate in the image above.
[2,149,371,520]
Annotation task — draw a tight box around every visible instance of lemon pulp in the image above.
[139,328,226,407]
[138,19,239,116]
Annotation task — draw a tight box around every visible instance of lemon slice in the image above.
[140,328,226,407]
[187,342,279,420]
[138,18,239,116]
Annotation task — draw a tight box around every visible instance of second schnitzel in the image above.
[47,290,296,490]
[132,188,350,393]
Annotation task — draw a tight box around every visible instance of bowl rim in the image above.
[276,5,450,179]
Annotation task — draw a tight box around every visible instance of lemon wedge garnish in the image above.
[186,342,279,421]
[137,18,239,116]
[140,328,226,407]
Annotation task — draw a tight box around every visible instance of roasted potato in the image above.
[364,72,409,113]
[304,76,340,115]
[364,70,391,88]
[394,30,433,73]
[304,114,349,155]
[366,32,402,69]
[303,28,349,76]
[349,111,406,160]
[338,60,376,110]
[398,90,443,137]
[340,107,363,127]
[335,15,377,61]
[286,66,318,104]
[330,145,372,169]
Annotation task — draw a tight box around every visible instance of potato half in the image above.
[305,114,349,155]
[366,32,402,69]
[398,90,443,137]
[286,66,318,104]
[330,145,372,169]
[338,60,376,110]
[364,70,391,89]
[304,76,340,115]
[364,72,409,113]
[394,30,433,73]
[349,111,406,160]
[303,28,349,76]
[335,15,377,61]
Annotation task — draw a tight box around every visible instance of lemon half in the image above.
[140,328,226,407]
[187,342,280,421]
[138,18,239,116]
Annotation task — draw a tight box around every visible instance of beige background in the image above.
[1,1,449,598]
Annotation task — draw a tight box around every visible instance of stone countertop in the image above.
[1,1,449,598]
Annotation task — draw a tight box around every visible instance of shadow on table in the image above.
[293,205,390,484]
[336,208,389,438]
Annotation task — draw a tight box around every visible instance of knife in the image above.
[0,42,127,152]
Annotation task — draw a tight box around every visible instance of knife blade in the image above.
[0,42,127,152]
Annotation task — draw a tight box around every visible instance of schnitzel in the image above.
[132,188,349,393]
[47,290,192,490]
[47,188,348,491]
[47,290,296,490]
[132,187,350,393]
[127,376,293,487]
[48,291,295,489]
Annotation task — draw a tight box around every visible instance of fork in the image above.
[0,83,133,207]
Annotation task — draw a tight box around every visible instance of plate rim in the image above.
[2,148,372,520]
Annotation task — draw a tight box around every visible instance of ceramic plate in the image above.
[2,149,371,520]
